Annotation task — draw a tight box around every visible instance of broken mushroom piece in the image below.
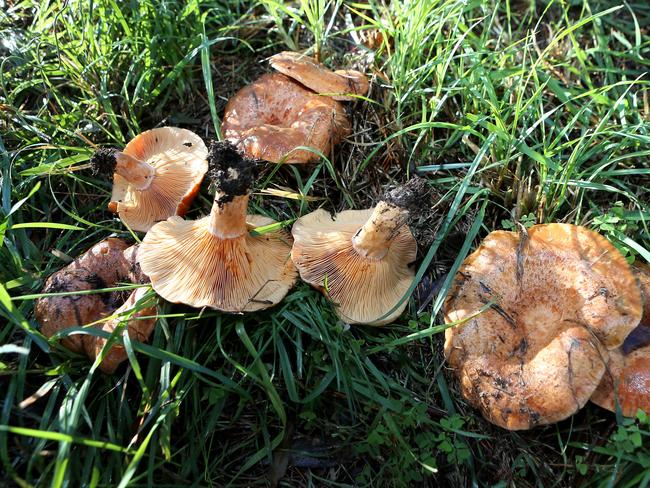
[269,51,369,101]
[443,224,643,430]
[591,263,650,416]
[291,178,426,325]
[138,141,297,312]
[34,238,157,374]
[84,287,157,374]
[91,127,208,232]
[222,74,350,164]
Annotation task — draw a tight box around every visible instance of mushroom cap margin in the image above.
[291,208,417,326]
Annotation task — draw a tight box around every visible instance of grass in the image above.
[1,0,649,485]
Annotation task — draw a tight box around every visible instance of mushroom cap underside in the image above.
[111,127,208,232]
[222,73,349,164]
[269,51,369,101]
[443,223,642,430]
[138,214,297,312]
[291,208,417,325]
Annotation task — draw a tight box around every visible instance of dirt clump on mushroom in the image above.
[138,141,297,312]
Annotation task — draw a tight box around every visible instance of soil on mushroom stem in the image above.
[90,147,118,176]
[207,140,258,203]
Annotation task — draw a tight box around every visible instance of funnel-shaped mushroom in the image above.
[443,224,642,430]
[91,127,208,232]
[591,263,650,416]
[269,51,369,101]
[291,179,426,325]
[35,238,157,374]
[138,142,297,312]
[222,74,349,164]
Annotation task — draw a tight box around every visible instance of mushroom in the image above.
[222,73,350,164]
[35,238,157,374]
[291,178,427,325]
[91,127,208,232]
[138,141,297,312]
[269,51,369,101]
[591,262,650,416]
[443,224,643,430]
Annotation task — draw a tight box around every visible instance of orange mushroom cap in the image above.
[291,179,426,325]
[269,51,369,101]
[91,127,208,232]
[222,73,350,164]
[138,142,297,312]
[444,224,642,430]
[34,238,157,374]
[591,262,650,416]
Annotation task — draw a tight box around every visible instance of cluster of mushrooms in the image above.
[35,52,649,430]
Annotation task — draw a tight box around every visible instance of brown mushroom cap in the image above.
[443,224,642,430]
[291,204,417,325]
[222,73,350,164]
[591,263,650,416]
[34,238,157,373]
[269,51,369,101]
[35,267,110,354]
[83,287,157,374]
[108,127,208,232]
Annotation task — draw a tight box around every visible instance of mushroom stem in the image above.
[114,151,156,190]
[207,194,250,239]
[351,201,408,260]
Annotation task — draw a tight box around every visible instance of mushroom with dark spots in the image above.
[591,262,650,416]
[34,238,157,374]
[444,224,642,430]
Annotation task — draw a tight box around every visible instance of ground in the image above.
[1,0,650,486]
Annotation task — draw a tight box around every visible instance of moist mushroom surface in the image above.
[138,141,297,312]
[35,238,157,374]
[591,262,650,416]
[291,178,426,325]
[222,73,349,164]
[91,127,208,232]
[443,224,642,430]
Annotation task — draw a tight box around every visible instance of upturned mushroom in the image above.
[443,224,643,430]
[138,141,297,312]
[91,127,208,232]
[222,51,367,164]
[291,178,427,325]
[591,262,650,416]
[35,238,157,374]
